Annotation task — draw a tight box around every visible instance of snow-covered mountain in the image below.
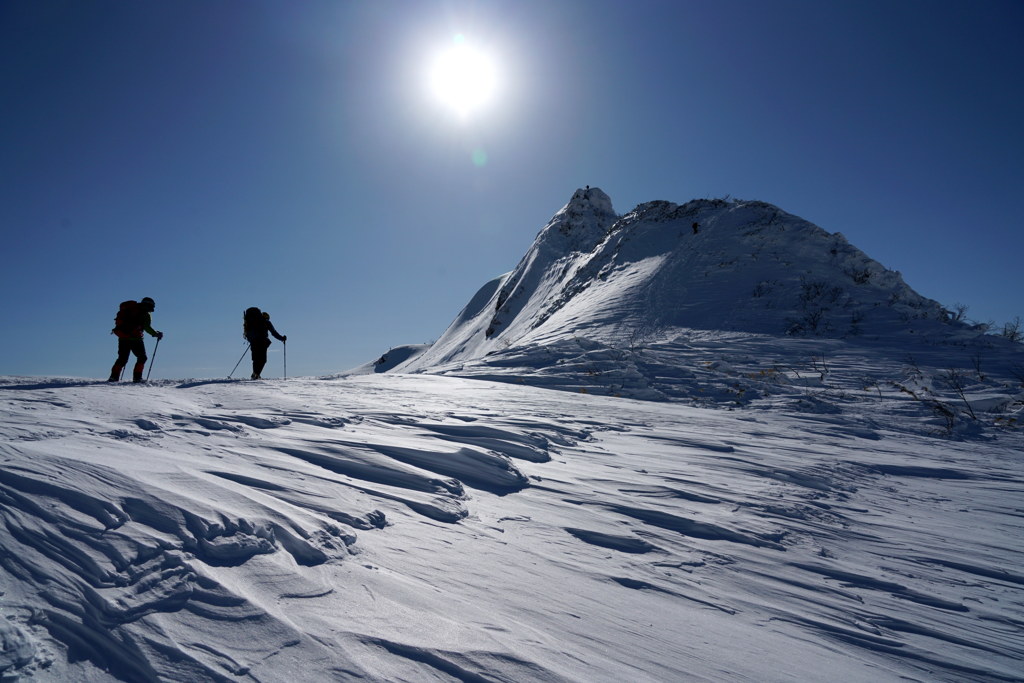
[2,189,1022,682]
[385,188,970,374]
[364,189,1021,420]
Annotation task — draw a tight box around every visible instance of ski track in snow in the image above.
[0,372,1022,682]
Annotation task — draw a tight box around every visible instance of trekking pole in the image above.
[229,343,250,379]
[146,337,161,381]
[283,340,287,380]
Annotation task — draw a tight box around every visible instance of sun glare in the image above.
[429,35,497,118]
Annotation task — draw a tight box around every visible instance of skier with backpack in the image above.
[243,307,286,379]
[108,297,163,383]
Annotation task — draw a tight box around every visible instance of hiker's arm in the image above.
[145,314,162,339]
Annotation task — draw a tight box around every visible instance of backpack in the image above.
[113,300,144,338]
[243,307,267,340]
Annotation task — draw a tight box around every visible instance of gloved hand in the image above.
[156,331,164,340]
[282,335,287,342]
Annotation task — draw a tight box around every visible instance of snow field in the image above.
[1,372,1022,681]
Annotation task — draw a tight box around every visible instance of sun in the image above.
[428,35,498,118]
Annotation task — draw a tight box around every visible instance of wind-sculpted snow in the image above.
[1,372,1022,681]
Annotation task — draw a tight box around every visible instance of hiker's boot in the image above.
[108,363,124,382]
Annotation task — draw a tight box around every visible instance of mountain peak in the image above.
[566,186,615,215]
[384,191,1008,381]
[536,187,618,255]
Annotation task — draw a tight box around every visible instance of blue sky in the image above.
[2,0,1021,379]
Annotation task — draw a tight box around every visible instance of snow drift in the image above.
[2,373,1023,682]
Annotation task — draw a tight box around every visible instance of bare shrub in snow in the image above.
[941,369,978,421]
[893,380,958,436]
[845,267,872,285]
[1001,317,1022,343]
[949,302,969,322]
[800,280,843,305]
[971,353,986,381]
